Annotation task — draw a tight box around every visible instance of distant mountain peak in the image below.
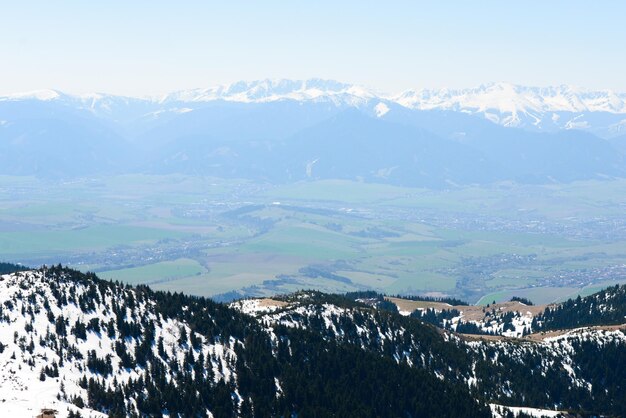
[3,81,626,136]
[0,89,62,101]
[3,81,625,116]
[159,78,380,105]
[394,82,626,117]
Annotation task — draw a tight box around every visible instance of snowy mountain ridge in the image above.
[232,290,626,415]
[395,82,626,114]
[4,80,626,114]
[5,79,626,142]
[395,82,626,131]
[0,267,494,417]
[159,79,379,107]
[1,268,625,416]
[4,80,626,137]
[0,268,241,418]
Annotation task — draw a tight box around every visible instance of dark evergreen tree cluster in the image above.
[270,326,490,417]
[344,289,469,306]
[534,284,626,330]
[343,290,398,312]
[409,307,517,336]
[0,261,28,274]
[510,296,534,305]
[410,307,462,329]
[27,266,490,417]
[1,265,625,417]
[392,293,470,306]
[471,334,626,416]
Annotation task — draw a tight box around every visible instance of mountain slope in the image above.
[4,81,626,137]
[395,82,626,137]
[395,83,626,114]
[0,268,490,417]
[0,100,135,177]
[382,105,626,182]
[159,79,378,107]
[233,289,626,415]
[2,81,626,184]
[276,109,498,186]
[0,268,243,417]
[2,267,625,416]
[533,284,626,330]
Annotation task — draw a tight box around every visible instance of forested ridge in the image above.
[534,284,626,330]
[0,261,28,274]
[0,267,488,417]
[1,266,625,417]
[238,288,626,416]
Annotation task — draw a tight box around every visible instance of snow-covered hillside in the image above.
[0,268,494,417]
[0,269,239,417]
[1,269,624,416]
[232,291,626,415]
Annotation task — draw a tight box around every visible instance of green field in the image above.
[0,225,189,256]
[476,287,580,306]
[2,175,626,302]
[241,224,364,259]
[99,258,205,285]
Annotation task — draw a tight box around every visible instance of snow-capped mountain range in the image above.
[395,83,626,135]
[160,79,378,107]
[3,79,626,132]
[395,83,626,114]
[2,79,626,184]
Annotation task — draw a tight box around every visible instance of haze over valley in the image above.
[2,80,626,305]
[3,3,626,416]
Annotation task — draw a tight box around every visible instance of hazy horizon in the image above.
[3,78,626,99]
[2,1,626,96]
[2,3,626,417]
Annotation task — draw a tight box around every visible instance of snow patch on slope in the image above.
[0,270,239,417]
[490,403,564,418]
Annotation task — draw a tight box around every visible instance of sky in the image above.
[1,1,625,97]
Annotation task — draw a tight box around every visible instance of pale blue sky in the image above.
[1,1,624,96]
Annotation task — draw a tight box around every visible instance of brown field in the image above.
[386,296,548,322]
[258,298,289,309]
